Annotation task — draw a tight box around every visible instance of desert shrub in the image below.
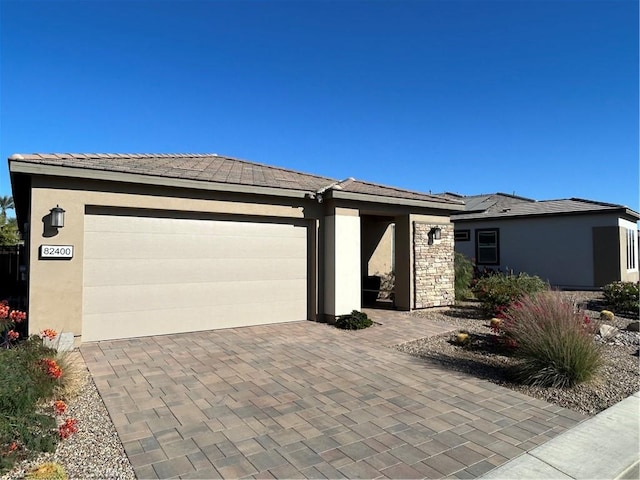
[473,273,548,316]
[0,335,81,474]
[454,253,474,300]
[335,310,373,330]
[0,337,62,472]
[26,462,67,480]
[603,281,639,315]
[501,291,602,388]
[52,351,86,400]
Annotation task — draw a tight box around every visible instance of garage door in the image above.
[82,213,308,341]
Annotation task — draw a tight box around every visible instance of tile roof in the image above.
[335,178,460,204]
[9,153,462,207]
[10,153,335,191]
[451,193,639,220]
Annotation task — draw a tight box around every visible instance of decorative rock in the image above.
[43,332,75,352]
[454,331,470,346]
[626,321,640,332]
[599,324,619,340]
[600,310,615,322]
[57,333,75,352]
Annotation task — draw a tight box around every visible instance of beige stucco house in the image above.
[447,193,640,289]
[9,153,463,343]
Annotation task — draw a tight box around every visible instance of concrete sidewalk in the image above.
[481,391,640,479]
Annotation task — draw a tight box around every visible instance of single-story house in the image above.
[445,192,640,289]
[8,153,463,343]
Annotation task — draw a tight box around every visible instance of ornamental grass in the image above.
[501,291,602,388]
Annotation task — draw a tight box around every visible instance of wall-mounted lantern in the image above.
[50,205,65,229]
[428,226,442,245]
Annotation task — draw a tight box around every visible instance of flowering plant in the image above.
[41,329,58,340]
[58,418,78,439]
[53,400,67,415]
[40,358,63,379]
[0,300,26,348]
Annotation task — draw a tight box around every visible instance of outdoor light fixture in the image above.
[50,205,65,229]
[428,226,442,245]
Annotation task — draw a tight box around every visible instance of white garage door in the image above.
[82,213,308,341]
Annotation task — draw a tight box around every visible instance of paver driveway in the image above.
[81,311,587,479]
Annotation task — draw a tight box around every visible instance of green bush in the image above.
[454,253,474,300]
[335,310,373,330]
[501,292,602,388]
[473,273,547,316]
[603,281,639,315]
[0,337,62,474]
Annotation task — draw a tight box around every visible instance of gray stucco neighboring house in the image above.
[444,192,640,289]
[9,153,463,343]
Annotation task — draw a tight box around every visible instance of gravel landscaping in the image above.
[2,290,637,478]
[399,291,640,416]
[1,360,136,480]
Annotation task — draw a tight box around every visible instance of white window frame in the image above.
[626,228,637,271]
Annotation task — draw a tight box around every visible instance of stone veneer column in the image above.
[413,222,455,308]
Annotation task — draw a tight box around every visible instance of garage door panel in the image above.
[83,214,308,341]
[84,278,307,314]
[85,215,306,237]
[84,231,306,261]
[84,257,307,286]
[82,298,307,342]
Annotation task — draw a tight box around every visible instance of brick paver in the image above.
[81,311,587,478]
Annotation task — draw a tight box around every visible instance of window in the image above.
[476,229,499,265]
[627,228,637,270]
[454,230,470,241]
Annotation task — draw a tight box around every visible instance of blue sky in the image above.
[1,0,638,212]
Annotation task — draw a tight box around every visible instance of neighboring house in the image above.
[9,153,463,343]
[445,192,640,289]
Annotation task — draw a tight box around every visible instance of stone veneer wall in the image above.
[414,222,455,308]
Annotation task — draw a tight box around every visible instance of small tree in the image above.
[0,218,20,246]
[454,253,473,300]
[0,196,19,246]
[0,196,14,218]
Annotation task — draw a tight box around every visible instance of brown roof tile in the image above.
[9,153,463,207]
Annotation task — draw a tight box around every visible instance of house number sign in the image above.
[40,245,74,259]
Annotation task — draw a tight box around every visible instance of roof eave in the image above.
[8,161,312,200]
[326,190,465,211]
[452,208,640,222]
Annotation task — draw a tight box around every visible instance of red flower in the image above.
[40,359,63,379]
[7,441,18,453]
[0,303,8,319]
[9,310,26,323]
[54,400,67,415]
[59,418,78,439]
[41,329,58,339]
[7,330,19,340]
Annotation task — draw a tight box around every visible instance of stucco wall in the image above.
[27,176,316,342]
[22,173,459,342]
[454,213,635,288]
[324,208,361,317]
[365,223,394,276]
